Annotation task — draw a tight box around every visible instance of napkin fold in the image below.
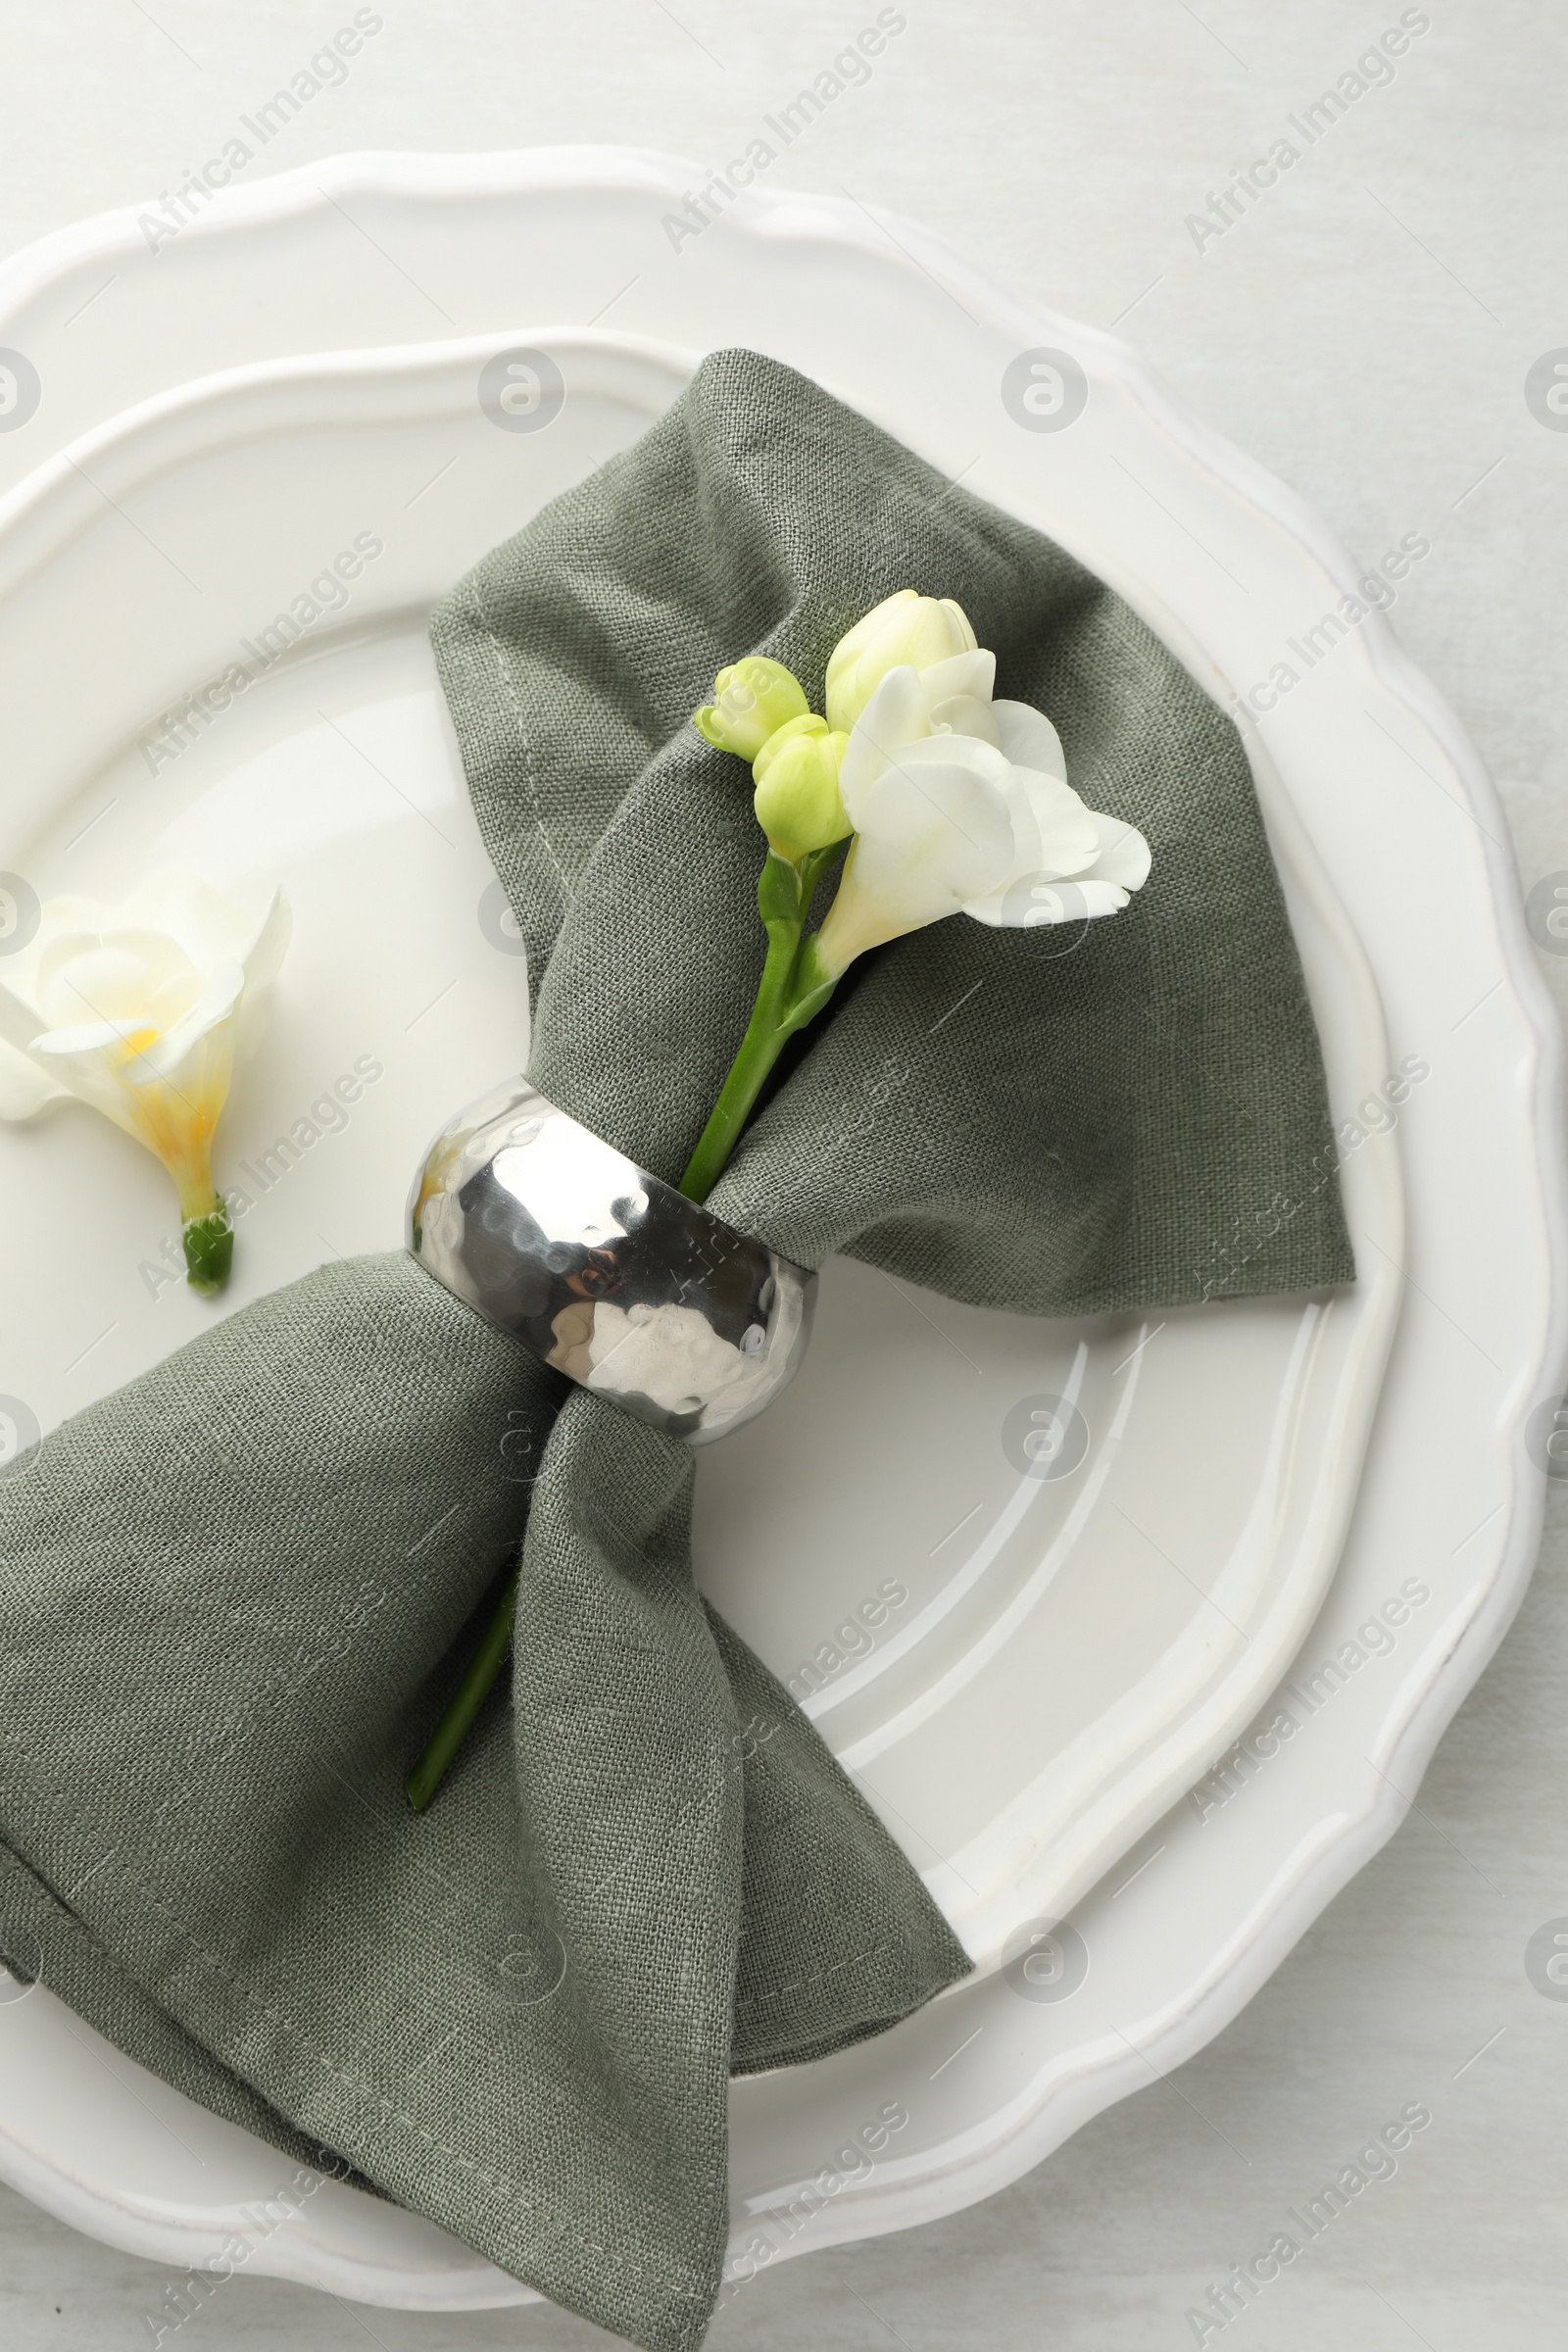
[0,349,1352,2351]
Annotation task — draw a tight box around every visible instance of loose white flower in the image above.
[813,647,1151,977]
[824,589,978,734]
[0,871,290,1293]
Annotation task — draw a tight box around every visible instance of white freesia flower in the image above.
[0,871,290,1293]
[812,647,1151,977]
[824,589,978,734]
[677,588,1154,1207]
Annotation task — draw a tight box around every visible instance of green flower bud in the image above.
[752,715,852,862]
[752,710,827,778]
[693,656,809,761]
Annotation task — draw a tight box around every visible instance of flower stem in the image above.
[677,851,839,1203]
[677,961,796,1205]
[406,1566,519,1811]
[181,1195,233,1296]
[406,848,842,1813]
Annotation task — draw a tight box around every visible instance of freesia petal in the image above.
[239,888,291,991]
[937,598,979,652]
[0,893,106,1009]
[1008,765,1102,878]
[826,590,917,677]
[918,649,995,705]
[823,591,918,732]
[963,875,1062,927]
[1074,880,1136,916]
[992,699,1069,781]
[961,792,1146,931]
[0,1037,71,1119]
[36,994,240,1197]
[35,931,196,1029]
[0,976,44,1056]
[26,895,110,953]
[33,1010,202,1075]
[30,1018,160,1142]
[33,1015,154,1055]
[927,693,1000,746]
[861,734,1016,867]
[816,735,1015,971]
[958,701,1103,907]
[1083,813,1152,891]
[91,935,211,1033]
[139,1019,241,1208]
[825,592,979,731]
[134,963,244,1080]
[961,872,1127,928]
[962,837,1146,927]
[29,932,106,1026]
[120,870,262,969]
[899,600,976,674]
[839,665,931,820]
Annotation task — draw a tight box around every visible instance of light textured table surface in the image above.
[0,3,1563,2346]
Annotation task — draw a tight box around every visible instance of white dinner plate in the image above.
[0,321,1396,1949]
[0,154,1559,2316]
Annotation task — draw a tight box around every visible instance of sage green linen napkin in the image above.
[0,348,1352,2351]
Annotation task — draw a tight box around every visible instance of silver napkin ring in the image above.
[406,1079,816,1445]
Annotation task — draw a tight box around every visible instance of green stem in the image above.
[180,1190,233,1297]
[406,849,843,1813]
[406,1567,519,1811]
[678,853,838,1203]
[678,983,795,1203]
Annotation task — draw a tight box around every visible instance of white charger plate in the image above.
[0,154,1560,2315]
[0,324,1396,1949]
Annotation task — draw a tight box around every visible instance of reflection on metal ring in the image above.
[407,1078,816,1446]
